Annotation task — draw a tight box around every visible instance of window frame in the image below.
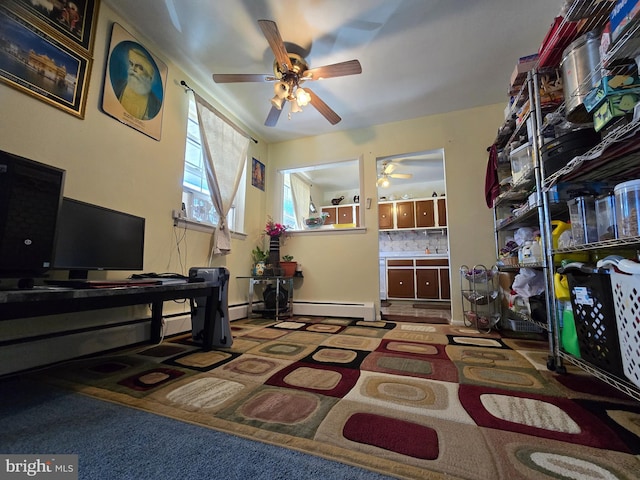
[279,156,366,234]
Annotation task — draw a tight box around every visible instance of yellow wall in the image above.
[1,3,504,324]
[268,105,504,320]
[0,3,267,312]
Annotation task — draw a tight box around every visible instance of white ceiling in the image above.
[104,0,562,145]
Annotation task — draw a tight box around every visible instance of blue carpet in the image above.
[0,377,394,480]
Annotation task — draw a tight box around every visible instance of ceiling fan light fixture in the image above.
[273,81,289,98]
[270,95,285,110]
[295,87,311,106]
[290,99,302,113]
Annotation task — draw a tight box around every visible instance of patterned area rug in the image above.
[34,317,640,479]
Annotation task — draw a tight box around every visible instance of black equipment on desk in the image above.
[188,267,232,348]
[0,150,65,282]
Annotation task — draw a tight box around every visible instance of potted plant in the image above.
[251,246,269,275]
[280,255,297,277]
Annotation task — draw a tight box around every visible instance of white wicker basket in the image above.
[609,269,640,389]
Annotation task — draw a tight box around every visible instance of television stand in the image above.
[0,281,230,350]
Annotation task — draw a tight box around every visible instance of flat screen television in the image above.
[0,150,65,281]
[52,198,145,280]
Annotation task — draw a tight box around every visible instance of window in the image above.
[282,173,296,228]
[182,97,245,231]
[280,159,362,231]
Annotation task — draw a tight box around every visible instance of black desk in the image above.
[0,282,223,350]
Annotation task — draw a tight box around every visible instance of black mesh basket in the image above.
[563,265,624,377]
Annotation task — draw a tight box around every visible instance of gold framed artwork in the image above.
[0,3,92,119]
[10,0,100,54]
[102,23,168,141]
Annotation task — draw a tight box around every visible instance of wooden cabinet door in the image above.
[322,207,336,225]
[416,200,435,227]
[437,198,447,226]
[378,203,394,229]
[396,201,415,228]
[337,206,353,224]
[387,269,414,298]
[439,268,450,299]
[416,269,439,299]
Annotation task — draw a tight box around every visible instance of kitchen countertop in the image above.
[379,251,448,259]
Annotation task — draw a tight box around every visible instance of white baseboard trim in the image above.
[163,300,376,337]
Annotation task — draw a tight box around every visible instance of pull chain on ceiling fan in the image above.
[212,20,362,127]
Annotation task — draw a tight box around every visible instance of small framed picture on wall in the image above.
[252,158,265,191]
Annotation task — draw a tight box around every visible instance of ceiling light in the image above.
[290,99,302,113]
[273,81,289,98]
[296,88,311,107]
[381,177,390,188]
[271,95,285,110]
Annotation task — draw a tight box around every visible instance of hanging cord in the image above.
[180,80,258,144]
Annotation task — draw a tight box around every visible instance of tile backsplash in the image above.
[379,229,449,254]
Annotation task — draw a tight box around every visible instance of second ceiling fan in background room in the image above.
[212,20,362,127]
[376,160,412,188]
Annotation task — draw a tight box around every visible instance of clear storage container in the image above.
[595,193,617,241]
[614,179,640,238]
[509,143,533,184]
[568,195,598,245]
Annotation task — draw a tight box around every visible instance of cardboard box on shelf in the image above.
[510,54,539,89]
[498,271,517,309]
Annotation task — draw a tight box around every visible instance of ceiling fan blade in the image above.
[212,73,274,83]
[306,88,341,125]
[303,60,362,80]
[389,173,412,179]
[265,105,282,127]
[258,20,292,71]
[383,163,396,175]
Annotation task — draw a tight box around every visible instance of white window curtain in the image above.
[193,92,249,256]
[290,173,311,229]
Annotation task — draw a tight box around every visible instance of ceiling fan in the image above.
[212,19,362,127]
[376,161,412,187]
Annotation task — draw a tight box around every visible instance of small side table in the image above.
[237,275,294,318]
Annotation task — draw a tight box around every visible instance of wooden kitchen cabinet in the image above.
[437,198,447,226]
[321,207,336,225]
[378,203,394,229]
[439,268,450,299]
[387,268,415,298]
[396,201,415,228]
[337,205,353,224]
[416,258,450,300]
[416,200,435,227]
[416,269,439,299]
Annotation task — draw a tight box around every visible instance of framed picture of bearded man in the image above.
[102,22,168,140]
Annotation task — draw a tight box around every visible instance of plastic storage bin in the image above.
[561,264,624,377]
[614,179,640,238]
[568,196,598,245]
[595,193,617,241]
[510,143,533,184]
